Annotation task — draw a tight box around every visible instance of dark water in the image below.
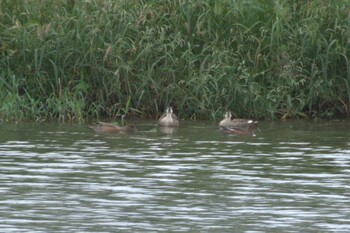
[0,120,350,232]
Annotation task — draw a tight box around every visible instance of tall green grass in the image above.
[0,0,349,121]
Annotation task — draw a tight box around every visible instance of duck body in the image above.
[219,111,258,135]
[158,107,179,127]
[90,122,137,133]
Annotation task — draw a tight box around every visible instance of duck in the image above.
[90,115,137,133]
[89,122,137,133]
[219,111,258,135]
[158,107,179,127]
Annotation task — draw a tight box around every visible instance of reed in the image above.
[0,0,349,122]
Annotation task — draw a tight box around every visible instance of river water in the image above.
[0,120,349,232]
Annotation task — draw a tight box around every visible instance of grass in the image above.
[0,0,349,122]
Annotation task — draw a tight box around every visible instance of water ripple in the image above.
[0,121,350,232]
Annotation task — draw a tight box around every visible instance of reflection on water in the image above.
[158,126,178,135]
[0,120,350,232]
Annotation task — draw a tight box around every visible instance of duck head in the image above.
[224,111,232,120]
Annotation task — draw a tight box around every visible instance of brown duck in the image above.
[158,107,179,127]
[90,122,137,133]
[219,111,258,135]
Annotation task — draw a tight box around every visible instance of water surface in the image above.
[0,120,350,232]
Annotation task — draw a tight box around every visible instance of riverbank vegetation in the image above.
[1,0,349,122]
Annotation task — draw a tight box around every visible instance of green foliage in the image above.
[0,0,349,121]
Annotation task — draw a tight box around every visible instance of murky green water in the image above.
[0,120,350,232]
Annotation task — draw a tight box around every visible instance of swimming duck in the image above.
[219,111,258,135]
[89,122,137,133]
[158,107,179,127]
